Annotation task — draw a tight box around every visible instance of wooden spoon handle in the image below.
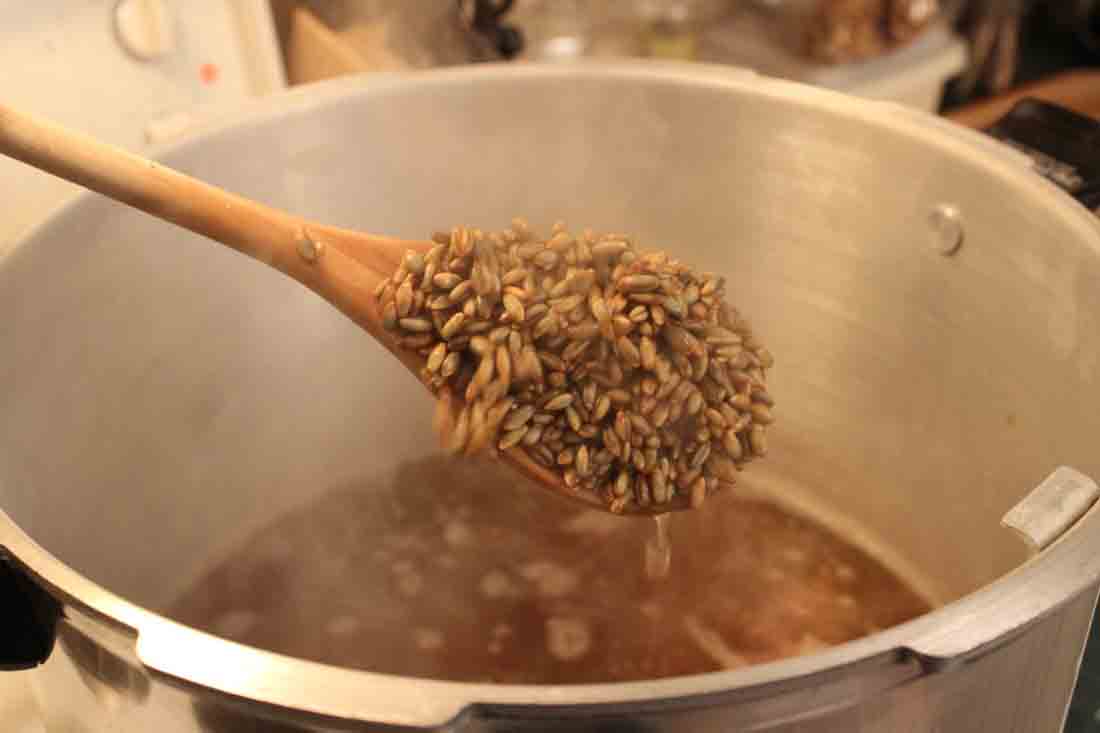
[0,102,319,280]
[0,101,433,350]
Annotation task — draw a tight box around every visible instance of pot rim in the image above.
[5,61,1100,729]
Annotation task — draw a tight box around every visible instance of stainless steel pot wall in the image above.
[2,64,1100,732]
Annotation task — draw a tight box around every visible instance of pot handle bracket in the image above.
[904,466,1100,672]
[985,98,1100,213]
[1001,465,1100,554]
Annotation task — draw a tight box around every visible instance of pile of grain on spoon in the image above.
[378,218,774,514]
[0,103,773,516]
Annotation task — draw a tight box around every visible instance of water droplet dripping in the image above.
[645,513,673,580]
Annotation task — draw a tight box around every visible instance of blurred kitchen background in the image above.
[11,0,1100,249]
[5,1,1100,731]
[264,0,1100,117]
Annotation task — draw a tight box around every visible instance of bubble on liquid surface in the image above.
[520,561,578,598]
[546,617,592,661]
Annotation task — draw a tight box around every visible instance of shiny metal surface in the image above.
[2,65,1100,731]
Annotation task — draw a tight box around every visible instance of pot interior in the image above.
[2,68,1100,681]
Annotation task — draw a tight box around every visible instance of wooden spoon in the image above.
[0,103,688,516]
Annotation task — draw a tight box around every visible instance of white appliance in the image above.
[0,0,285,251]
[0,2,285,728]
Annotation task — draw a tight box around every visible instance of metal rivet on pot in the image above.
[928,204,964,256]
[297,230,325,263]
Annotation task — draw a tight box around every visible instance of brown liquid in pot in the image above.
[168,456,930,683]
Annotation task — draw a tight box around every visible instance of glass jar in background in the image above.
[500,0,734,62]
[508,1,961,65]
[765,0,964,64]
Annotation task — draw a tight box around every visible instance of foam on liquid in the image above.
[169,455,929,683]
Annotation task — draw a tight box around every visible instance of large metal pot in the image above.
[3,64,1100,731]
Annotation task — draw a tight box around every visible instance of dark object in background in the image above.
[0,555,60,671]
[985,98,1100,211]
[1048,0,1100,55]
[460,0,525,59]
[945,0,1100,110]
[952,0,1033,99]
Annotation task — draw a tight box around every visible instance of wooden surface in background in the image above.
[283,5,409,86]
[947,69,1100,128]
